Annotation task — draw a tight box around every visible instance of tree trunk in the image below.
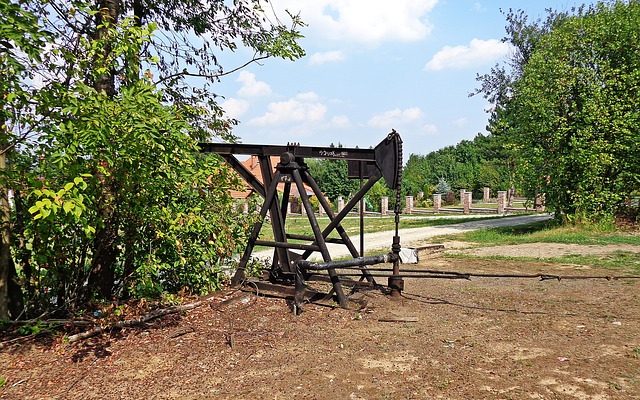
[0,152,10,319]
[94,0,120,96]
[86,0,121,300]
[0,152,23,319]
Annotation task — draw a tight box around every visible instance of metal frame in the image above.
[200,132,403,309]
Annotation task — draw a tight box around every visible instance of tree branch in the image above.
[154,54,269,85]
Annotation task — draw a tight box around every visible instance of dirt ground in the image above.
[2,249,640,400]
[448,242,640,258]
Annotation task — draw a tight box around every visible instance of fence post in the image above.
[497,191,507,214]
[463,192,472,214]
[338,196,344,213]
[381,196,389,216]
[318,195,324,216]
[459,189,466,205]
[535,193,546,212]
[405,196,414,215]
[483,187,490,203]
[242,202,249,214]
[433,193,441,212]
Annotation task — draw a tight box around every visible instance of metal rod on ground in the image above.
[298,254,397,271]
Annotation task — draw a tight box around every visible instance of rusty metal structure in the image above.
[200,131,404,312]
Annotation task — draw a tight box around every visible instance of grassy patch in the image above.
[447,251,640,274]
[258,214,513,242]
[434,220,640,246]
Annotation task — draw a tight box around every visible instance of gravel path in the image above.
[254,213,553,260]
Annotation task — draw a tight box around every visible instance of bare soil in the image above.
[449,243,640,258]
[2,255,640,400]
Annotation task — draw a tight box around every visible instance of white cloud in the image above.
[221,98,250,119]
[236,71,272,97]
[473,2,486,12]
[249,92,327,126]
[368,107,423,129]
[452,117,468,128]
[272,0,438,45]
[422,123,438,135]
[309,50,345,65]
[330,115,350,128]
[425,38,511,71]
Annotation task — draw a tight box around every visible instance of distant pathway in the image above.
[253,213,553,260]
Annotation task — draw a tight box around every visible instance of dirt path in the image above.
[2,257,639,400]
[254,213,553,260]
[451,242,640,258]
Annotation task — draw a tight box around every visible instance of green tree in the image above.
[307,156,359,203]
[0,0,51,318]
[402,133,511,198]
[487,1,640,221]
[2,0,304,318]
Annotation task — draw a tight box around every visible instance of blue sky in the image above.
[214,0,598,160]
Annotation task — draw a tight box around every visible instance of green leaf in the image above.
[63,202,74,213]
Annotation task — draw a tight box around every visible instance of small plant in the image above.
[244,257,270,279]
[17,321,47,336]
[0,376,6,388]
[161,293,180,306]
[633,347,640,359]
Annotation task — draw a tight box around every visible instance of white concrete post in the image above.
[459,189,466,205]
[381,196,389,216]
[483,187,490,203]
[433,193,442,212]
[535,193,546,212]
[463,192,472,214]
[405,196,414,214]
[338,196,344,213]
[497,191,507,214]
[242,202,249,214]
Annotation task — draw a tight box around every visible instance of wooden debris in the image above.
[378,316,418,323]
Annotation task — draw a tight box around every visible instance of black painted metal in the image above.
[202,132,403,310]
[300,174,381,260]
[300,169,375,284]
[231,170,282,285]
[298,254,396,271]
[254,240,321,252]
[200,142,378,161]
[285,234,345,245]
[221,154,266,198]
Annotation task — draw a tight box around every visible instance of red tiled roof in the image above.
[230,156,315,199]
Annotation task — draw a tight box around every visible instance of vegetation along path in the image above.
[255,214,554,260]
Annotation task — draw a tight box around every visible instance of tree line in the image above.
[405,1,640,220]
[402,133,513,201]
[0,0,304,320]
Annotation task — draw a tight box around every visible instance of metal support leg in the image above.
[302,170,376,284]
[231,172,282,286]
[292,169,348,308]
